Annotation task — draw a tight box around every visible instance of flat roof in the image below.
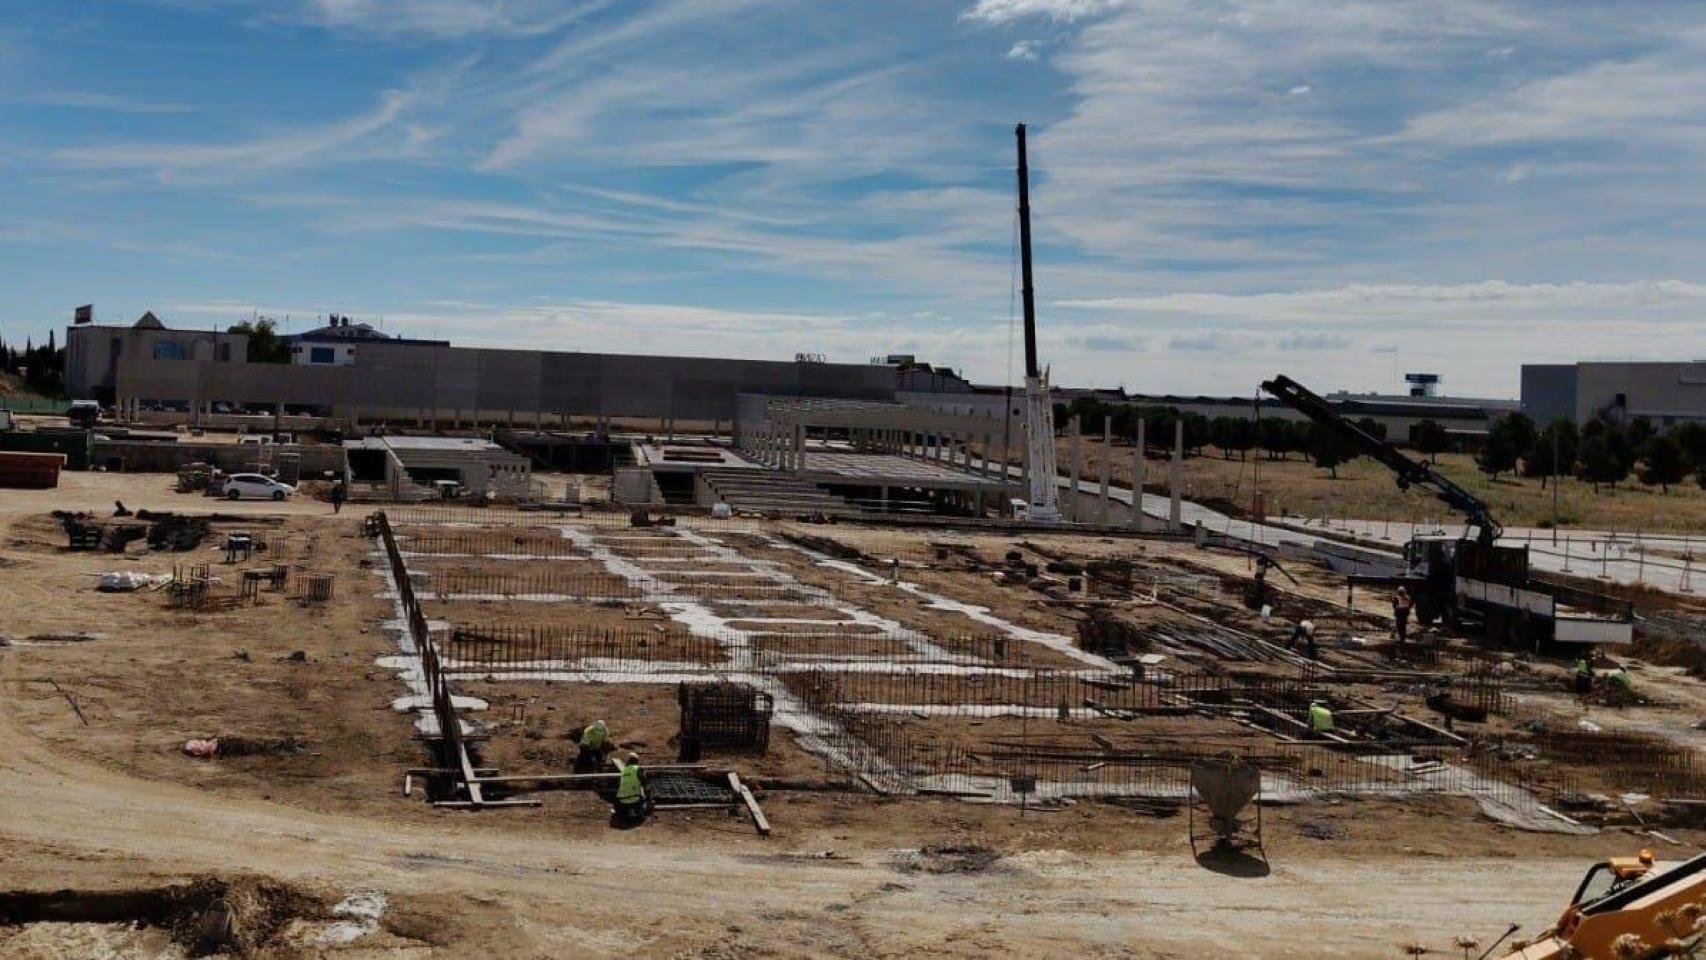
[346,435,511,454]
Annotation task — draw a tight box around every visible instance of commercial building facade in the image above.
[1521,362,1706,427]
[67,316,902,425]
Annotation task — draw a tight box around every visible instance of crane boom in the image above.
[1260,374,1503,546]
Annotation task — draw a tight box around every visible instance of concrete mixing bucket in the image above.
[1191,758,1260,840]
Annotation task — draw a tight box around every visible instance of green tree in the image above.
[1411,419,1450,463]
[227,318,291,363]
[1523,419,1579,490]
[1640,434,1688,492]
[1580,433,1629,491]
[1672,421,1706,469]
[1626,415,1656,452]
[1354,416,1388,442]
[1308,423,1358,478]
[1259,418,1293,460]
[1476,427,1520,479]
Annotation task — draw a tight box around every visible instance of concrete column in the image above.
[1069,416,1083,523]
[1169,418,1184,532]
[793,423,806,473]
[534,408,543,434]
[1131,418,1146,530]
[274,402,284,439]
[1098,418,1112,525]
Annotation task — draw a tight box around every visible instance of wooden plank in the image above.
[729,772,772,837]
[432,798,542,809]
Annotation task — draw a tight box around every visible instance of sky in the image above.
[3,0,1706,397]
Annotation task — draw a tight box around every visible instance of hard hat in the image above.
[626,751,640,763]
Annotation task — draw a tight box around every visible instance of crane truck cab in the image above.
[1500,850,1706,960]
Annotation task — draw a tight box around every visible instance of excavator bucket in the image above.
[1190,758,1263,854]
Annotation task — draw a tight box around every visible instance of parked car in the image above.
[67,399,102,428]
[222,473,295,501]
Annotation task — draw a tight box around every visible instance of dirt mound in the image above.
[213,735,308,758]
[894,844,1001,874]
[0,875,325,957]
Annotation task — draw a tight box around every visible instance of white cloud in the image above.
[962,0,1127,24]
[1061,280,1706,324]
[1276,329,1352,351]
[49,91,412,181]
[22,91,195,114]
[1007,41,1039,61]
[1287,84,1311,96]
[291,0,610,37]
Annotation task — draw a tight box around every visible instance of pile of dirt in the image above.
[894,844,1001,874]
[1076,609,1152,657]
[0,875,324,957]
[781,533,874,565]
[213,735,308,758]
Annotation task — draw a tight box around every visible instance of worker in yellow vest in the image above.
[575,719,613,774]
[1573,658,1595,696]
[1308,700,1334,734]
[613,752,650,826]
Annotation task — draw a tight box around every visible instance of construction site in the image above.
[2,133,1705,960]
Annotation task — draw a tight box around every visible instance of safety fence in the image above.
[373,512,476,799]
[382,504,770,533]
[439,623,1078,675]
[394,530,589,558]
[786,668,1235,712]
[814,708,1559,808]
[415,568,826,603]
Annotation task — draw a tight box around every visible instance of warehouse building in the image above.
[1521,361,1706,427]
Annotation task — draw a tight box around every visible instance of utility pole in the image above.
[1015,123,1061,522]
[1552,429,1560,546]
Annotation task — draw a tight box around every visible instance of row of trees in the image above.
[1054,395,1706,493]
[0,331,65,397]
[1487,413,1706,493]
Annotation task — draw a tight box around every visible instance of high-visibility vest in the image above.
[1309,704,1334,733]
[581,725,608,750]
[1575,660,1592,678]
[617,764,645,804]
[1611,669,1633,690]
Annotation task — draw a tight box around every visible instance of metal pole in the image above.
[1016,124,1039,381]
[1551,428,1560,546]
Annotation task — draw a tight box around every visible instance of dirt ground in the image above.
[3,476,1705,959]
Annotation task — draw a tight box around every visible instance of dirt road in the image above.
[0,641,1586,960]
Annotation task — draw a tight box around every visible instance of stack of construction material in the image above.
[0,451,65,489]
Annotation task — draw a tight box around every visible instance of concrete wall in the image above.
[93,439,345,475]
[107,334,900,423]
[1571,362,1706,426]
[1519,364,1578,427]
[67,325,248,398]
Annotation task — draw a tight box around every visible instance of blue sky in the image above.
[4,0,1706,396]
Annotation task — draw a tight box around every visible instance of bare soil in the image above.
[4,477,1706,959]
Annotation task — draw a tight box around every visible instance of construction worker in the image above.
[1392,586,1413,644]
[1308,700,1334,734]
[613,752,649,826]
[1287,620,1318,660]
[1574,657,1595,696]
[1609,664,1634,694]
[575,720,612,774]
[330,477,347,515]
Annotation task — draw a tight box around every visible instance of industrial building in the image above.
[1521,361,1706,427]
[66,313,902,426]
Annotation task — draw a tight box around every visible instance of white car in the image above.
[222,473,295,501]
